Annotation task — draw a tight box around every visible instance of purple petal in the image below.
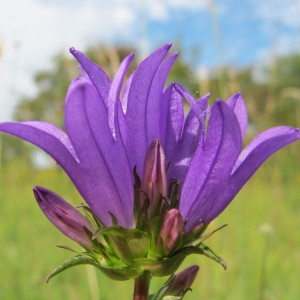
[146,52,179,144]
[33,186,93,248]
[120,73,133,113]
[160,84,184,161]
[65,77,133,227]
[0,121,78,170]
[231,126,300,181]
[168,93,209,182]
[174,84,208,126]
[107,52,135,139]
[226,93,248,138]
[184,126,300,229]
[125,43,172,175]
[180,101,242,229]
[70,47,111,105]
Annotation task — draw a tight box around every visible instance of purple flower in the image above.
[0,44,299,234]
[33,186,94,249]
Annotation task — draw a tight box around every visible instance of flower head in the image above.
[1,44,299,280]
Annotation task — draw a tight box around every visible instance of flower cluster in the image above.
[1,44,299,293]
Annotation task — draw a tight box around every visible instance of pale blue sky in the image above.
[0,0,299,121]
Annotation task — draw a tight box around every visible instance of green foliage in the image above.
[0,144,299,299]
[0,135,30,165]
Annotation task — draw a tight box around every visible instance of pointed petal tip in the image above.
[33,186,51,203]
[69,47,82,56]
[32,186,41,202]
[128,52,135,59]
[155,43,172,53]
[68,76,92,92]
[172,51,179,58]
[213,99,230,111]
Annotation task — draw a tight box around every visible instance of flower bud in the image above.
[164,265,199,297]
[33,186,94,249]
[159,209,184,254]
[141,139,167,215]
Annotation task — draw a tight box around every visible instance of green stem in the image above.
[133,271,151,300]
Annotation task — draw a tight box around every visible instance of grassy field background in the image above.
[1,143,300,300]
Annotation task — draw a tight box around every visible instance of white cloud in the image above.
[254,0,300,28]
[0,0,210,121]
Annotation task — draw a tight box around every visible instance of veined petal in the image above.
[146,52,179,144]
[0,121,78,169]
[174,84,208,125]
[226,93,248,138]
[161,84,184,162]
[231,126,300,180]
[183,126,300,229]
[33,186,94,249]
[108,52,135,139]
[65,77,133,227]
[120,73,133,114]
[168,93,209,182]
[70,47,111,105]
[125,43,172,175]
[180,101,242,229]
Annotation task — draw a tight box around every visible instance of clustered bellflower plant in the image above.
[1,43,299,299]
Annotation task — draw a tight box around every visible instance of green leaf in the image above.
[46,254,102,282]
[46,253,143,282]
[192,224,227,245]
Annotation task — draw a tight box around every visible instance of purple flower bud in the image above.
[33,186,94,249]
[164,265,199,297]
[159,209,184,254]
[141,139,167,215]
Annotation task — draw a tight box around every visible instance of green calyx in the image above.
[47,214,227,282]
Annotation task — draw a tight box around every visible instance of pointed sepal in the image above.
[196,243,227,270]
[46,254,102,282]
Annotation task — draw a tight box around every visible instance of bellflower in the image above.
[1,44,299,298]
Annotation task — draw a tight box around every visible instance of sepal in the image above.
[99,227,151,264]
[196,243,227,270]
[46,253,143,282]
[46,254,103,282]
